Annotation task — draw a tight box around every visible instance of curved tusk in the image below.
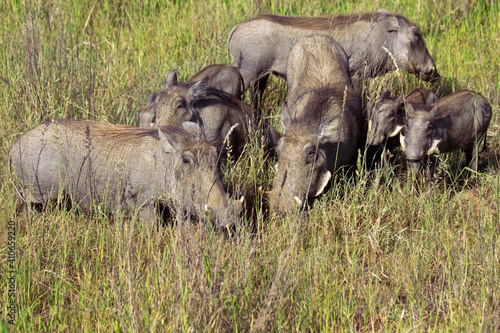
[388,125,403,138]
[205,204,208,212]
[400,133,406,151]
[239,196,245,203]
[427,139,441,155]
[367,119,372,134]
[294,196,303,206]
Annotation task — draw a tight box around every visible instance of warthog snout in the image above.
[206,196,244,228]
[416,67,441,82]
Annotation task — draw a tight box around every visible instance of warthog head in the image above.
[269,131,332,213]
[268,105,342,214]
[379,10,440,82]
[138,70,209,128]
[161,124,243,227]
[368,92,405,146]
[400,103,450,172]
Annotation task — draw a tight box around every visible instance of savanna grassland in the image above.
[1,0,500,331]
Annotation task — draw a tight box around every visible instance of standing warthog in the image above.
[187,64,244,99]
[400,90,492,178]
[138,70,278,158]
[228,9,440,106]
[268,35,362,213]
[9,119,243,226]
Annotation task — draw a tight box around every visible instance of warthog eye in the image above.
[427,124,433,132]
[306,146,317,164]
[181,154,194,165]
[412,28,421,39]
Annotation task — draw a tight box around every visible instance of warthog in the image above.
[228,9,440,106]
[9,119,243,226]
[268,35,362,213]
[138,70,278,158]
[400,90,492,178]
[187,64,244,99]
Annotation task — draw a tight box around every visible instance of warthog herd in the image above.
[9,9,492,226]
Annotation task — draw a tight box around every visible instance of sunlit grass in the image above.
[1,0,499,331]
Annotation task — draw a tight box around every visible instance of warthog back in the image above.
[228,9,440,98]
[188,64,244,99]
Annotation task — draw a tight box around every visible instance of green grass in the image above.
[1,0,500,331]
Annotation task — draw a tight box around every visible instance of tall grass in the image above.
[1,0,499,331]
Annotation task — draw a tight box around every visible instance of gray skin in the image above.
[268,35,362,213]
[228,9,440,106]
[400,90,492,178]
[138,70,278,158]
[9,119,243,227]
[368,88,439,146]
[187,64,244,99]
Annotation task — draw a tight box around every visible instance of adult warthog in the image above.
[138,70,278,158]
[9,119,242,226]
[187,64,244,99]
[400,90,492,179]
[228,9,440,106]
[268,35,362,213]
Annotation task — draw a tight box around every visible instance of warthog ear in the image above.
[165,70,179,89]
[434,114,452,129]
[319,116,341,143]
[425,91,439,105]
[146,92,159,104]
[376,8,391,14]
[281,102,291,133]
[405,103,415,115]
[382,14,401,32]
[395,95,406,122]
[429,103,439,118]
[189,76,210,99]
[379,91,392,102]
[395,95,404,106]
[158,128,180,154]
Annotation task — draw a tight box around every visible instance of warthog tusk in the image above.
[388,125,403,138]
[400,133,406,151]
[427,139,441,155]
[205,204,208,212]
[294,196,303,206]
[368,119,372,133]
[239,196,245,203]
